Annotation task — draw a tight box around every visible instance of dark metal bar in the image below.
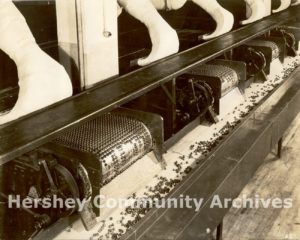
[277,137,283,158]
[216,221,223,240]
[0,7,299,165]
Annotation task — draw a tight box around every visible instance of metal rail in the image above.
[0,6,299,165]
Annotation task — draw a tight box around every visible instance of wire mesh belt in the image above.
[54,112,153,185]
[246,40,280,60]
[189,64,239,97]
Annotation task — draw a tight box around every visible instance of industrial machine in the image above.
[0,1,300,240]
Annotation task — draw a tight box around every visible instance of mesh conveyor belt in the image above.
[246,39,280,60]
[54,113,153,185]
[189,65,239,97]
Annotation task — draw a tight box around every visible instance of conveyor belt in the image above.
[246,39,280,60]
[120,64,300,240]
[0,6,299,165]
[189,64,239,97]
[54,113,153,185]
[32,61,300,240]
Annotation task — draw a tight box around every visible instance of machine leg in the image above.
[277,137,283,158]
[216,221,223,240]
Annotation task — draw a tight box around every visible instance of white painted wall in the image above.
[56,0,119,89]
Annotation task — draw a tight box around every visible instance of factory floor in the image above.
[222,112,300,240]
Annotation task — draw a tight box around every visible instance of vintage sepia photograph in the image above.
[0,0,299,239]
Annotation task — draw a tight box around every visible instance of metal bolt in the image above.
[103,31,112,38]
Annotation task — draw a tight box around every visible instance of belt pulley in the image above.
[271,28,297,57]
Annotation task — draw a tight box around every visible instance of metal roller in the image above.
[189,64,239,97]
[54,112,153,185]
[246,39,280,60]
[270,28,297,56]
